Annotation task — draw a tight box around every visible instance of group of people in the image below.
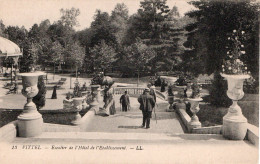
[119,84,157,129]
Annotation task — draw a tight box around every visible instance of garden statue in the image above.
[91,72,114,88]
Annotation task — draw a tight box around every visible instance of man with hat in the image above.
[138,88,155,129]
[120,91,130,112]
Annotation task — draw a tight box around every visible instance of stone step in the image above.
[12,131,254,146]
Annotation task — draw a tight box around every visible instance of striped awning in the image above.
[0,36,22,57]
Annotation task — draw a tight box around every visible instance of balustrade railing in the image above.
[112,87,166,100]
[113,87,146,95]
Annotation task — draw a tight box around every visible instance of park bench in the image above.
[55,78,67,89]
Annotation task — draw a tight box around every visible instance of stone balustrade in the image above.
[113,87,145,95]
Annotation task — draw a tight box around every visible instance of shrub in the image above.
[208,72,231,107]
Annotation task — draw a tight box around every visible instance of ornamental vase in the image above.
[221,73,250,140]
[187,97,203,132]
[71,97,84,125]
[17,72,45,137]
[167,96,174,112]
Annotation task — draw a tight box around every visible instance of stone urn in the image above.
[167,96,174,112]
[17,72,45,137]
[221,73,250,140]
[187,97,203,132]
[71,97,84,125]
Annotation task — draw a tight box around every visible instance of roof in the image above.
[0,36,22,57]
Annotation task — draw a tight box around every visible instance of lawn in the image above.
[190,94,259,127]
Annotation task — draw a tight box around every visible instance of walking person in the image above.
[138,88,155,129]
[120,91,130,112]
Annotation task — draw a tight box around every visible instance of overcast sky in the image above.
[0,0,195,31]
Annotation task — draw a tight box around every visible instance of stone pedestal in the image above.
[221,74,250,140]
[187,98,203,132]
[89,85,101,113]
[17,72,44,137]
[71,97,84,125]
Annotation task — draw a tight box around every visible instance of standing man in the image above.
[120,91,130,112]
[138,88,155,129]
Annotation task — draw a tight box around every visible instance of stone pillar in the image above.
[221,74,250,140]
[17,72,44,137]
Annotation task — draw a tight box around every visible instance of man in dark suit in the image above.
[138,88,155,129]
[120,91,130,112]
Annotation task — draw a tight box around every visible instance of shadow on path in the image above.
[118,125,143,129]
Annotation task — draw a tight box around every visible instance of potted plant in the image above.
[220,29,250,140]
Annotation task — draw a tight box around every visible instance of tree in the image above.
[184,0,259,106]
[110,3,129,45]
[125,0,188,73]
[89,40,117,74]
[64,41,85,76]
[184,0,259,77]
[85,10,117,72]
[60,7,80,28]
[0,20,7,37]
[123,38,156,78]
[90,10,116,47]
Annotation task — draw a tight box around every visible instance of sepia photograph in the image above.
[0,0,259,163]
